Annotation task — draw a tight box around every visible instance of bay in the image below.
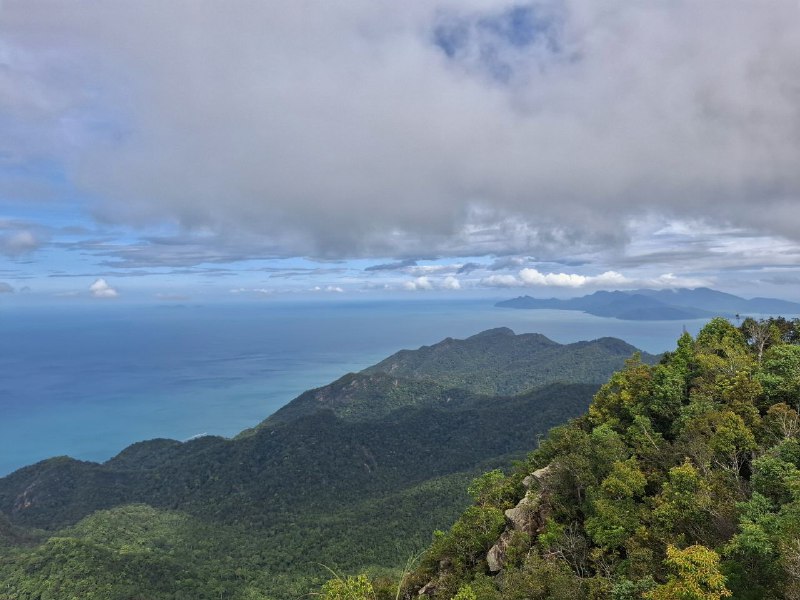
[0,298,706,476]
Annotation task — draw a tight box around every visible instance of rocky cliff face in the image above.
[486,465,552,573]
[412,464,554,597]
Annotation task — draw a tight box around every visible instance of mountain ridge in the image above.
[497,286,800,320]
[0,327,650,598]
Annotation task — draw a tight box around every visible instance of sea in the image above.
[0,298,709,476]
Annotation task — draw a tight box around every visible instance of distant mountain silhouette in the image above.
[497,287,800,320]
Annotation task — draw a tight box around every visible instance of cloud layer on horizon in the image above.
[1,0,799,266]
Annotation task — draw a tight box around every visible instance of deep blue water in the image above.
[0,299,706,476]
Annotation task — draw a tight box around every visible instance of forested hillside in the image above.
[361,328,653,397]
[370,317,800,600]
[0,329,643,599]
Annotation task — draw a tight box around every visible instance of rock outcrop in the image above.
[486,465,552,573]
[413,464,555,597]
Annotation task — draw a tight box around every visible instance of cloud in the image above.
[365,259,418,272]
[481,274,523,288]
[0,227,44,257]
[477,268,710,291]
[400,275,462,291]
[3,1,799,262]
[229,287,272,295]
[403,276,434,291]
[518,268,631,288]
[63,232,280,269]
[442,276,461,290]
[405,264,458,276]
[759,272,800,286]
[312,285,345,293]
[268,267,348,279]
[89,278,118,298]
[488,256,529,271]
[0,282,14,293]
[647,273,711,289]
[457,262,482,274]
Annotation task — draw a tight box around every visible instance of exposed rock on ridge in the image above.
[486,465,552,573]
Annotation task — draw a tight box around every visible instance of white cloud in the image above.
[403,276,434,291]
[647,273,712,289]
[481,274,523,288]
[442,276,461,290]
[89,278,118,298]
[518,268,631,288]
[478,268,709,291]
[230,287,272,295]
[312,285,345,293]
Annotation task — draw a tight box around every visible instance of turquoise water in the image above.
[0,299,705,476]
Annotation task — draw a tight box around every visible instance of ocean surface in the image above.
[0,299,709,476]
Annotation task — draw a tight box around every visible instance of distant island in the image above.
[497,287,800,321]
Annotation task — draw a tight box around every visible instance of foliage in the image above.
[320,573,376,600]
[401,317,800,599]
[362,328,657,398]
[5,318,800,598]
[0,329,617,599]
[645,545,731,600]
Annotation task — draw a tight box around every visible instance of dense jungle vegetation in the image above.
[372,316,800,600]
[0,329,644,599]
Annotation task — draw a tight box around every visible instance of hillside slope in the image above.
[362,328,654,397]
[397,317,800,600]
[0,328,645,599]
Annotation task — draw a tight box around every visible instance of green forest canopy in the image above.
[327,317,800,600]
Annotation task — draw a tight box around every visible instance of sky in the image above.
[1,0,800,304]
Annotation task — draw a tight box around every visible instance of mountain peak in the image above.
[467,327,515,339]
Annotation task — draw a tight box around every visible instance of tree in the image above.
[645,545,731,600]
[320,574,375,600]
[740,318,779,363]
[764,403,800,441]
[759,345,800,410]
[653,461,713,544]
[585,459,646,549]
